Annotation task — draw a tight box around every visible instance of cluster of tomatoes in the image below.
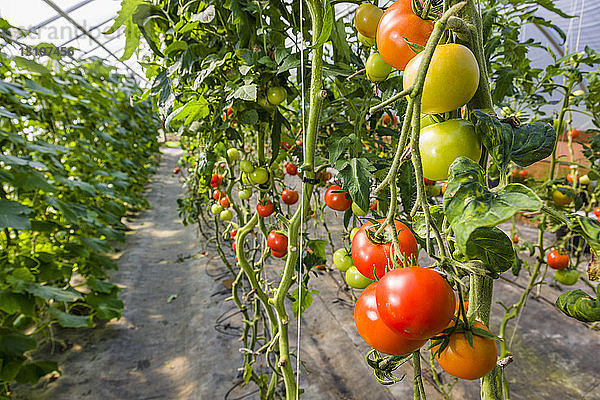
[355,0,483,182]
[322,183,497,380]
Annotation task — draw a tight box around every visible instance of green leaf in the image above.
[86,278,118,294]
[164,40,188,56]
[48,308,92,328]
[166,98,210,128]
[0,328,36,357]
[337,157,374,213]
[86,292,124,320]
[105,0,144,60]
[413,205,444,240]
[0,291,24,314]
[230,84,257,101]
[243,362,253,384]
[291,289,319,319]
[471,111,556,174]
[556,287,600,323]
[464,227,515,273]
[0,199,32,230]
[307,239,327,260]
[444,157,542,255]
[327,132,354,165]
[11,57,51,75]
[14,361,59,384]
[24,283,83,302]
[397,160,417,213]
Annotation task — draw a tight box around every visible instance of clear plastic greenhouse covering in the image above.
[1,0,599,110]
[0,0,146,83]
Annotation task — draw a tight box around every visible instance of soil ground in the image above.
[13,147,600,400]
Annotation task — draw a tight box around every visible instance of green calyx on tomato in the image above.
[351,219,419,280]
[345,266,373,289]
[354,3,383,39]
[376,0,434,71]
[333,248,353,272]
[375,266,455,340]
[419,119,482,181]
[366,52,393,82]
[354,283,427,355]
[403,43,479,114]
[267,86,287,105]
[250,167,269,185]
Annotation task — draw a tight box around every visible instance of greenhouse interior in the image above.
[1,0,599,399]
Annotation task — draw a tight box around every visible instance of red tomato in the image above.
[519,170,528,179]
[232,242,237,251]
[594,207,600,218]
[230,229,237,239]
[286,163,298,176]
[370,200,378,211]
[212,190,221,200]
[324,185,352,211]
[351,219,418,280]
[271,249,287,258]
[567,174,574,183]
[433,321,497,380]
[173,167,180,174]
[354,283,427,355]
[424,178,435,186]
[257,200,275,217]
[441,182,448,195]
[296,139,303,146]
[281,189,299,205]
[567,128,581,140]
[281,141,294,151]
[547,249,569,270]
[513,235,518,244]
[267,231,288,254]
[210,174,223,188]
[376,266,455,340]
[376,0,434,71]
[220,196,231,209]
[511,169,518,178]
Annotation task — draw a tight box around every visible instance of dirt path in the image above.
[14,147,600,400]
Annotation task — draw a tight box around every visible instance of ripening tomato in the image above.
[257,200,275,217]
[351,219,418,280]
[366,52,393,82]
[286,163,298,176]
[281,189,299,205]
[354,3,383,38]
[267,231,288,254]
[552,185,573,206]
[230,229,238,239]
[433,321,497,380]
[220,196,231,209]
[376,0,434,71]
[267,86,287,105]
[513,235,519,244]
[519,170,528,179]
[271,249,287,258]
[323,171,332,181]
[213,190,221,200]
[324,185,352,211]
[567,128,581,140]
[547,249,569,270]
[403,44,479,114]
[210,174,223,188]
[370,200,378,211]
[566,174,575,183]
[376,266,455,339]
[355,283,427,355]
[419,119,482,181]
[345,266,373,289]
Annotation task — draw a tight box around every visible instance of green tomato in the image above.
[419,119,482,181]
[556,269,579,286]
[227,148,240,162]
[345,266,373,289]
[426,184,441,197]
[211,203,223,215]
[358,32,376,47]
[579,174,590,185]
[350,227,360,242]
[250,167,269,185]
[220,209,233,222]
[366,52,393,82]
[238,188,252,200]
[333,248,353,272]
[267,87,287,105]
[420,114,438,129]
[258,96,275,110]
[240,160,254,173]
[352,202,367,217]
